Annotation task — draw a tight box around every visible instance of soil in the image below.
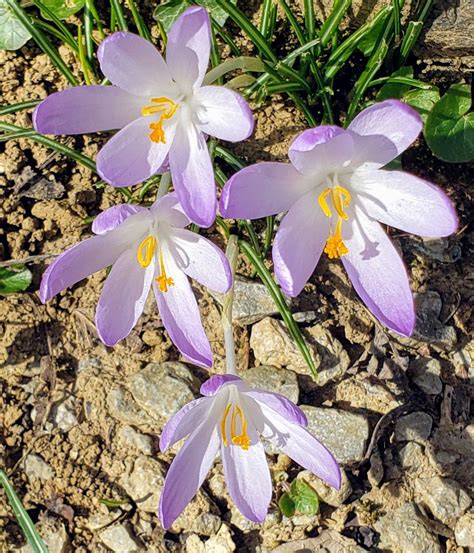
[0,1,473,552]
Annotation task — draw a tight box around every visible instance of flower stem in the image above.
[156,172,171,199]
[223,235,239,375]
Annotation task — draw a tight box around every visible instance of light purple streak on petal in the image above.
[150,192,191,228]
[221,434,272,523]
[95,247,154,346]
[273,188,330,297]
[170,227,232,293]
[245,390,307,426]
[200,374,242,397]
[97,116,176,187]
[349,169,458,237]
[169,122,216,227]
[341,205,415,336]
[260,404,341,490]
[195,85,254,142]
[166,6,210,93]
[289,126,353,176]
[220,162,313,220]
[33,86,143,135]
[97,32,175,97]
[92,204,147,235]
[347,100,422,168]
[154,252,212,367]
[160,397,209,451]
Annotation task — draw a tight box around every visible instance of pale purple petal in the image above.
[245,390,307,426]
[92,204,147,235]
[289,126,354,176]
[273,188,330,297]
[95,247,154,346]
[341,205,415,336]
[154,251,212,367]
[33,86,143,135]
[348,169,458,237]
[97,116,176,187]
[195,85,254,141]
[169,122,216,227]
[160,397,209,451]
[166,6,210,93]
[170,228,232,293]
[220,162,313,220]
[200,374,242,396]
[97,32,175,97]
[150,192,191,228]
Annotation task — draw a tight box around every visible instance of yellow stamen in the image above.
[221,404,232,447]
[331,186,351,220]
[137,236,156,268]
[221,404,250,451]
[318,184,351,258]
[155,249,174,293]
[141,97,178,144]
[317,187,332,218]
[324,218,348,259]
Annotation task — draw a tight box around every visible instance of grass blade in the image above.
[126,0,151,40]
[319,0,351,48]
[109,0,128,31]
[0,100,39,116]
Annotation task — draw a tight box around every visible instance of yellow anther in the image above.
[155,250,174,293]
[221,404,232,447]
[317,187,333,218]
[332,186,351,220]
[221,404,250,451]
[324,218,348,259]
[141,97,178,144]
[137,236,156,268]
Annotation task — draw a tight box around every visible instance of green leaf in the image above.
[154,0,235,32]
[290,479,319,516]
[40,0,85,20]
[376,66,413,101]
[357,9,387,56]
[0,0,31,50]
[425,83,474,163]
[0,266,32,294]
[403,87,440,123]
[278,493,296,517]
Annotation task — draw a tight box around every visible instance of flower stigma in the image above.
[221,404,250,450]
[318,181,351,259]
[142,97,178,144]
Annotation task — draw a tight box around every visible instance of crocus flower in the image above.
[159,374,340,528]
[40,193,231,367]
[220,100,458,336]
[33,7,254,228]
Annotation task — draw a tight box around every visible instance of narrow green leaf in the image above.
[0,266,32,294]
[319,0,351,48]
[109,0,128,31]
[357,8,389,56]
[0,99,39,115]
[0,0,31,50]
[375,66,413,101]
[126,0,151,40]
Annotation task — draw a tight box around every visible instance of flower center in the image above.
[141,97,178,144]
[221,404,250,450]
[136,235,174,293]
[317,182,351,259]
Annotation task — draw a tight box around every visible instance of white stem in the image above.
[223,235,239,375]
[156,172,171,200]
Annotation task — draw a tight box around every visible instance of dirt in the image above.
[1,1,473,552]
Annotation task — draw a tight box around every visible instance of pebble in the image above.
[272,530,366,552]
[117,425,154,456]
[411,292,457,348]
[239,365,299,404]
[191,513,222,537]
[51,396,79,432]
[22,453,54,481]
[455,510,474,547]
[120,456,164,512]
[107,386,155,427]
[395,412,432,442]
[307,326,351,386]
[99,523,142,552]
[297,469,352,506]
[204,523,236,552]
[450,342,473,384]
[399,441,426,471]
[374,502,441,553]
[21,518,68,553]
[415,476,471,524]
[301,406,369,464]
[409,357,443,395]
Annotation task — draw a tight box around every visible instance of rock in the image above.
[307,326,351,386]
[21,518,69,553]
[99,523,142,552]
[22,453,54,481]
[230,505,280,532]
[117,426,153,456]
[272,529,366,552]
[297,469,352,506]
[120,456,164,512]
[412,238,461,264]
[172,492,216,533]
[399,441,426,471]
[395,412,432,443]
[335,374,402,414]
[411,292,457,348]
[367,450,384,487]
[51,396,78,432]
[301,406,369,464]
[191,513,222,536]
[239,365,299,403]
[107,386,155,427]
[374,502,441,553]
[186,534,205,553]
[409,358,443,395]
[204,523,236,552]
[127,362,196,421]
[415,476,471,524]
[455,510,474,547]
[250,318,320,373]
[450,341,474,384]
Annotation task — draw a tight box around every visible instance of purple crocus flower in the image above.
[220,100,458,336]
[33,7,254,227]
[40,193,231,367]
[159,374,341,528]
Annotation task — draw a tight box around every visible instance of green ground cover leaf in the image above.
[0,0,31,50]
[0,266,32,294]
[40,0,85,20]
[154,0,235,32]
[403,87,440,123]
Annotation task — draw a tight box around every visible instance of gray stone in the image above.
[415,476,471,524]
[51,396,78,432]
[204,523,236,552]
[297,469,352,506]
[272,530,366,552]
[301,406,369,464]
[117,426,153,455]
[22,454,54,481]
[21,518,69,553]
[395,412,432,443]
[450,341,474,384]
[99,523,142,552]
[119,456,164,512]
[307,326,351,386]
[412,238,461,264]
[455,511,474,547]
[107,386,155,427]
[367,450,384,487]
[239,365,299,404]
[191,513,222,536]
[374,502,441,553]
[409,358,443,395]
[412,292,457,348]
[399,441,426,471]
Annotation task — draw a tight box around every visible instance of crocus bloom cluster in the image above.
[40,193,231,367]
[33,7,254,227]
[221,100,458,336]
[159,374,341,528]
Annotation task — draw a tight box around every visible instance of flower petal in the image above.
[273,188,330,297]
[95,247,154,346]
[289,126,354,176]
[33,85,143,135]
[92,204,148,235]
[220,162,313,220]
[97,116,176,187]
[169,121,216,227]
[154,250,212,367]
[97,32,175,97]
[195,85,254,141]
[341,205,415,336]
[166,6,210,93]
[245,390,307,426]
[160,397,209,451]
[170,228,232,293]
[347,100,422,169]
[221,437,272,523]
[151,192,191,228]
[348,169,458,237]
[200,374,243,397]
